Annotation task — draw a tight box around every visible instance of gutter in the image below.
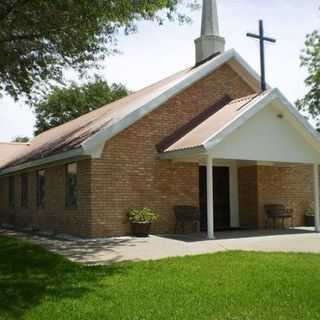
[159,145,206,160]
[0,147,85,176]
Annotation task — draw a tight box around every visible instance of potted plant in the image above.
[305,204,315,227]
[128,208,159,237]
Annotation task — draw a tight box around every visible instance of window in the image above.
[37,170,45,208]
[9,176,15,208]
[21,173,28,208]
[66,163,77,208]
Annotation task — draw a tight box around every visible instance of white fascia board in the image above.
[0,147,84,176]
[81,49,263,156]
[159,146,206,160]
[203,89,278,151]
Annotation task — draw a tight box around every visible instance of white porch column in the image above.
[206,156,215,239]
[313,163,320,232]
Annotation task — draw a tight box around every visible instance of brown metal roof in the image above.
[1,51,237,171]
[0,49,262,172]
[0,143,30,168]
[156,95,232,153]
[0,67,195,169]
[163,93,264,153]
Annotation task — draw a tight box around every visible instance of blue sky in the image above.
[0,0,319,142]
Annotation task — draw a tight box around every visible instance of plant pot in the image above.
[305,215,315,227]
[131,222,151,237]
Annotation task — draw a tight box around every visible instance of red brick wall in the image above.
[257,165,313,227]
[238,165,313,229]
[0,159,92,237]
[238,166,258,228]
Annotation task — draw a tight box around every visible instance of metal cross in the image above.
[247,20,276,92]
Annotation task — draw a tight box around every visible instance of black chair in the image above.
[264,204,293,229]
[174,206,200,234]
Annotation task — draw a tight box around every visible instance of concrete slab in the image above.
[1,228,319,265]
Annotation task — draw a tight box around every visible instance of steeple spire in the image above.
[195,0,225,65]
[201,0,220,36]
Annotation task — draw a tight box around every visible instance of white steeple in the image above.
[195,0,225,65]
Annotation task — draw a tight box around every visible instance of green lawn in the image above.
[1,236,320,320]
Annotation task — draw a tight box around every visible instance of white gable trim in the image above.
[203,91,275,150]
[81,49,263,156]
[160,88,320,163]
[275,89,320,145]
[203,88,320,154]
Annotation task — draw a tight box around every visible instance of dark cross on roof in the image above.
[247,20,276,92]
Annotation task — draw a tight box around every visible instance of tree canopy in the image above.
[0,0,197,100]
[33,78,129,135]
[12,136,30,143]
[297,29,320,128]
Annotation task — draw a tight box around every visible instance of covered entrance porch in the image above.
[201,158,319,239]
[159,90,320,239]
[173,156,319,239]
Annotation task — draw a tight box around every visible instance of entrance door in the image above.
[199,166,230,231]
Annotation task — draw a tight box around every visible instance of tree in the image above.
[0,0,197,100]
[12,136,30,143]
[296,30,320,128]
[33,78,129,135]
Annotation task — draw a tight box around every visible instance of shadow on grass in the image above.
[0,229,147,265]
[0,236,129,319]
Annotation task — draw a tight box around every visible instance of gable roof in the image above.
[160,88,320,160]
[0,142,30,168]
[0,49,263,174]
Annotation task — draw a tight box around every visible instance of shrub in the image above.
[305,203,315,216]
[128,208,159,223]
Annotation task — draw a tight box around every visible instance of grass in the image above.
[1,236,320,320]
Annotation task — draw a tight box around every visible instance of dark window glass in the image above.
[9,176,15,208]
[66,163,77,208]
[37,170,45,208]
[21,173,28,208]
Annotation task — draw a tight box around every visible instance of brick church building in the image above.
[1,0,320,238]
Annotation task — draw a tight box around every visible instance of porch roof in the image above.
[160,88,320,164]
[162,92,267,153]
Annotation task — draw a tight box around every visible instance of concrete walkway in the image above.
[1,228,320,265]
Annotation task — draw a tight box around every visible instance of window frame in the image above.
[9,176,15,209]
[65,163,78,209]
[36,170,46,209]
[21,173,29,208]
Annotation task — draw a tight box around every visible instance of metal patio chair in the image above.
[174,206,200,234]
[264,204,294,229]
